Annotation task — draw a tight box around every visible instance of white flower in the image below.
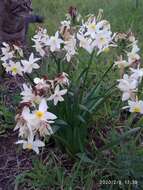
[48,85,67,105]
[84,18,111,39]
[114,59,130,69]
[127,44,140,64]
[13,45,24,57]
[20,84,42,105]
[96,20,111,31]
[33,99,57,122]
[124,100,143,114]
[117,74,138,101]
[38,122,54,137]
[85,18,97,38]
[61,20,71,29]
[32,28,49,57]
[64,36,77,62]
[92,31,112,52]
[33,40,46,57]
[132,42,140,53]
[130,67,143,81]
[48,32,63,52]
[128,35,136,43]
[77,33,93,54]
[34,77,45,85]
[2,60,23,76]
[33,28,49,42]
[16,135,45,154]
[1,42,14,62]
[55,72,69,86]
[128,52,140,64]
[34,77,50,90]
[21,84,34,102]
[21,53,40,73]
[14,107,33,138]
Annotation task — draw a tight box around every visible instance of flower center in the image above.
[104,48,110,53]
[34,97,41,105]
[133,106,141,113]
[100,37,106,43]
[35,111,45,119]
[51,37,56,42]
[89,23,96,30]
[12,67,17,74]
[26,143,33,150]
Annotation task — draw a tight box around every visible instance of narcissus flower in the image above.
[21,53,40,73]
[48,32,63,52]
[130,67,143,81]
[60,20,71,30]
[55,72,69,86]
[114,59,130,69]
[32,28,49,57]
[20,84,42,105]
[13,45,24,57]
[34,77,50,90]
[16,135,45,154]
[33,28,49,43]
[85,18,97,38]
[77,33,93,54]
[127,44,140,64]
[1,42,14,62]
[48,85,67,105]
[33,99,57,122]
[2,60,23,76]
[64,35,77,62]
[33,41,46,57]
[38,122,54,137]
[14,107,33,138]
[117,74,138,101]
[124,100,143,114]
[92,31,112,52]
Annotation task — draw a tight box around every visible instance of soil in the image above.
[0,130,32,190]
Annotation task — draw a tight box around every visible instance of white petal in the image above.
[45,112,57,120]
[39,99,48,111]
[122,92,130,101]
[34,78,41,84]
[55,85,60,93]
[15,140,26,144]
[48,95,55,101]
[33,63,40,69]
[34,140,45,147]
[59,89,67,96]
[33,146,40,154]
[54,98,59,106]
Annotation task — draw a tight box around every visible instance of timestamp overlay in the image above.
[99,179,138,186]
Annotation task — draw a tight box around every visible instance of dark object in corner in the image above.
[0,0,44,46]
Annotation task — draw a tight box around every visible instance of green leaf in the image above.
[100,127,141,152]
[76,153,95,164]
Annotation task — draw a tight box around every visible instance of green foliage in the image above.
[0,82,21,132]
[15,154,95,190]
[1,0,143,189]
[16,127,143,190]
[46,49,116,156]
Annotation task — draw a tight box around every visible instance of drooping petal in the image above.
[45,111,57,120]
[59,89,67,96]
[39,99,48,112]
[34,140,45,147]
[122,92,130,101]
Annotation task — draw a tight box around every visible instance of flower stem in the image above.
[136,0,139,8]
[83,50,95,86]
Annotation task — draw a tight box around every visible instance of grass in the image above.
[1,0,143,189]
[32,0,143,47]
[31,0,143,62]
